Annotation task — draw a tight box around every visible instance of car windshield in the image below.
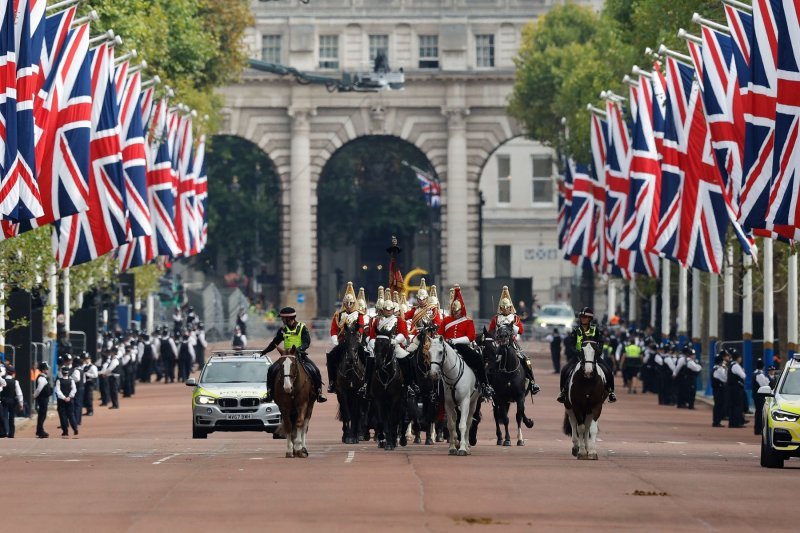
[540,306,573,318]
[200,361,269,384]
[779,368,800,395]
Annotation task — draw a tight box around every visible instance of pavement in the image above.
[2,340,797,532]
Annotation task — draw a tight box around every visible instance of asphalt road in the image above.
[3,341,797,532]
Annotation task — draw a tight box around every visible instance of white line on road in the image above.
[152,453,180,465]
[345,451,355,463]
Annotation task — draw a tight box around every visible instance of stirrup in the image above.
[607,391,617,403]
[530,383,541,395]
[556,390,565,404]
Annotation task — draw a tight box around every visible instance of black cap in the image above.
[5,365,15,374]
[279,307,297,318]
[755,358,764,370]
[579,307,594,318]
[38,361,49,371]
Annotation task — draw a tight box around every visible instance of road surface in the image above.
[3,341,796,532]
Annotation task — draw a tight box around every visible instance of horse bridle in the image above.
[279,355,299,387]
[430,338,465,389]
[374,327,400,386]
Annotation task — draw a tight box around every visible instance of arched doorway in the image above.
[200,135,282,309]
[316,135,440,315]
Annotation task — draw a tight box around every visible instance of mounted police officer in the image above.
[262,307,327,403]
[326,282,366,394]
[557,307,616,403]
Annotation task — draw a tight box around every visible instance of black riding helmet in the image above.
[579,307,594,319]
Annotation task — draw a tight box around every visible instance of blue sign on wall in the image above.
[297,293,305,304]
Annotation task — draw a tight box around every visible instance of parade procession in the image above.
[3,0,800,531]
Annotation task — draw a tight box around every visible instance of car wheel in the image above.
[192,426,208,439]
[760,432,784,468]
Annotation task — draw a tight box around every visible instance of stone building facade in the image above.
[218,0,591,317]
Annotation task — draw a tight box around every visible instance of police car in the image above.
[186,351,281,439]
[759,354,800,468]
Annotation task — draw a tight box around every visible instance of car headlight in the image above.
[196,395,216,405]
[771,410,799,423]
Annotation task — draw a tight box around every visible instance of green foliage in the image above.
[132,264,164,300]
[0,227,54,295]
[509,0,724,161]
[317,137,433,248]
[84,0,252,129]
[200,135,281,273]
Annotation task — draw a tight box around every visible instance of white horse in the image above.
[564,340,606,460]
[427,336,480,456]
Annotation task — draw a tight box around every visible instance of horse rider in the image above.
[404,278,431,322]
[557,307,617,403]
[488,286,540,396]
[326,282,366,394]
[439,284,494,400]
[262,307,327,403]
[361,288,410,398]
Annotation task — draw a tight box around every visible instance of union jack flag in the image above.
[193,134,207,252]
[35,2,75,118]
[53,43,128,268]
[28,23,91,228]
[140,85,155,138]
[558,156,573,251]
[766,0,800,237]
[652,57,693,262]
[173,113,196,256]
[589,113,607,272]
[618,73,660,278]
[416,170,440,207]
[146,98,181,258]
[725,3,754,96]
[0,0,44,221]
[563,158,594,266]
[603,99,632,279]
[115,65,150,238]
[739,0,779,236]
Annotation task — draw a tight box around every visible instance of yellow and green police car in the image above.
[760,355,800,468]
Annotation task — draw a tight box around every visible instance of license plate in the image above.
[226,414,252,420]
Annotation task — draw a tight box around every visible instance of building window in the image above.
[532,154,554,204]
[497,154,511,204]
[475,34,495,68]
[319,35,339,70]
[369,34,389,64]
[261,35,282,64]
[418,35,439,69]
[495,245,511,278]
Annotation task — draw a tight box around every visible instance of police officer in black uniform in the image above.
[33,362,52,438]
[711,351,728,427]
[727,349,747,428]
[261,307,326,403]
[70,356,85,426]
[55,365,79,437]
[0,366,23,437]
[557,307,617,403]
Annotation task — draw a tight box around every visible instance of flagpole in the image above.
[608,277,617,321]
[724,246,734,312]
[708,272,719,395]
[677,266,688,345]
[661,258,671,339]
[788,251,798,359]
[650,293,657,330]
[48,264,58,340]
[742,254,753,394]
[691,269,702,368]
[629,276,637,326]
[47,0,86,13]
[763,239,774,363]
[63,268,71,334]
[0,282,5,355]
[147,293,155,334]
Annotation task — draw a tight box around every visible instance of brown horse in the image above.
[562,339,607,460]
[272,352,317,458]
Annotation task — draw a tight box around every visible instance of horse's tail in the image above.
[562,413,572,436]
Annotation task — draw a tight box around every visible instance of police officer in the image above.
[232,325,247,351]
[675,345,702,409]
[261,307,327,403]
[82,354,98,416]
[70,356,85,425]
[0,366,23,437]
[620,335,643,393]
[711,352,729,427]
[101,351,121,409]
[662,344,678,406]
[177,330,195,382]
[557,307,616,403]
[195,323,208,369]
[33,362,52,438]
[752,359,772,435]
[160,329,178,383]
[727,349,747,428]
[55,365,79,437]
[547,328,562,373]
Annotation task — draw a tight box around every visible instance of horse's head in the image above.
[427,335,444,380]
[342,321,361,355]
[580,340,600,378]
[495,325,514,347]
[278,355,299,394]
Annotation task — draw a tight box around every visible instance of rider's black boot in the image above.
[359,358,375,399]
[317,389,328,403]
[556,389,566,403]
[607,390,617,403]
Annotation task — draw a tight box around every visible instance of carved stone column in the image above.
[442,106,471,299]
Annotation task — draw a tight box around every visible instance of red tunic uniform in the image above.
[438,315,476,342]
[369,315,409,343]
[330,311,366,341]
[488,314,524,337]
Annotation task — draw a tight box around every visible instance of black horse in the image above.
[482,325,533,446]
[336,321,365,444]
[371,331,404,450]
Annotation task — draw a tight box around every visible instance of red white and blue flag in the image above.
[174,113,195,256]
[193,134,207,253]
[53,43,128,268]
[147,98,181,258]
[589,113,607,272]
[416,170,440,207]
[563,158,594,268]
[603,99,632,279]
[558,156,573,252]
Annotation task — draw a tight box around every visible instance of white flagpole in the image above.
[629,276,638,325]
[763,239,774,362]
[691,269,702,354]
[678,266,688,344]
[63,268,71,334]
[48,263,58,339]
[708,272,719,394]
[724,246,734,313]
[147,293,155,334]
[788,251,798,358]
[742,254,753,379]
[661,258,671,338]
[0,282,5,353]
[608,277,617,320]
[650,293,657,330]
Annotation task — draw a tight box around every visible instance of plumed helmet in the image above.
[398,291,409,316]
[342,282,357,309]
[356,287,367,315]
[450,284,466,317]
[417,278,429,303]
[383,296,396,313]
[497,286,515,314]
[376,286,385,312]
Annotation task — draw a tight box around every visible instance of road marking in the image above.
[663,441,688,445]
[152,453,179,465]
[249,457,264,461]
[345,451,355,463]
